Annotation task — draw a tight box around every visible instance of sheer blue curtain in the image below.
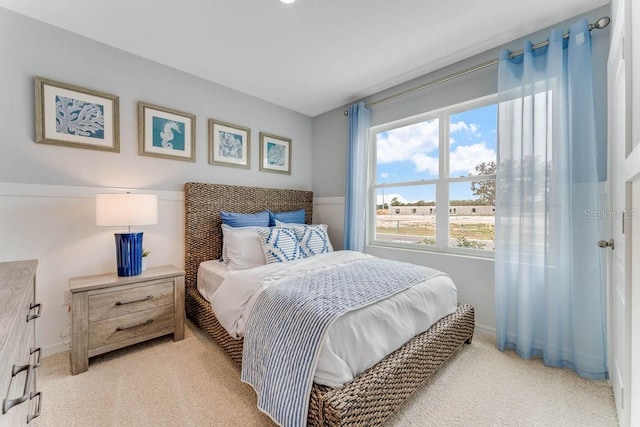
[344,102,371,251]
[495,19,607,379]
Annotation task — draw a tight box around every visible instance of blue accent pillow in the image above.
[268,209,305,226]
[256,227,302,263]
[220,210,270,228]
[277,222,333,258]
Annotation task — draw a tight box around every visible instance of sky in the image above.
[375,103,497,205]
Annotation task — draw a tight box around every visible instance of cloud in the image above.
[376,120,439,166]
[449,143,496,176]
[377,119,493,177]
[450,121,478,135]
[380,172,391,179]
[411,153,439,175]
[450,121,482,145]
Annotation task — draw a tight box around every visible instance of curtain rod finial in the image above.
[591,16,610,30]
[344,110,349,117]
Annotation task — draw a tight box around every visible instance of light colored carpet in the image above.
[33,321,618,427]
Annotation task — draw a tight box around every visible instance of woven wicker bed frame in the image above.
[184,182,475,426]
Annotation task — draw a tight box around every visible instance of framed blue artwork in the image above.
[259,132,291,175]
[209,118,251,169]
[138,102,196,162]
[34,77,119,152]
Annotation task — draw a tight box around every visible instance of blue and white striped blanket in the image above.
[240,258,445,427]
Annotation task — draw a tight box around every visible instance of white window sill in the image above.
[367,240,495,261]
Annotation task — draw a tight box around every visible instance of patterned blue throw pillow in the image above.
[276,221,333,258]
[256,227,302,263]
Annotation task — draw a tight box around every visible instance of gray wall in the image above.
[0,7,313,355]
[311,5,611,332]
[0,8,313,192]
[313,5,610,198]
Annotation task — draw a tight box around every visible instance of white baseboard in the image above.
[475,323,496,338]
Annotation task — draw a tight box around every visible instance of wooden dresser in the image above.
[0,260,42,426]
[69,265,185,375]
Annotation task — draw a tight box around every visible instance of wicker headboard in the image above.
[184,182,313,289]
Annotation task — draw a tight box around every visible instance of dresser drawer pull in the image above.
[27,391,42,423]
[26,303,42,322]
[2,364,34,414]
[115,295,153,306]
[30,347,42,368]
[116,318,153,331]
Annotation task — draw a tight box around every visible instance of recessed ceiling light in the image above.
[281,0,296,4]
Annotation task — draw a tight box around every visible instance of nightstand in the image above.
[69,265,185,375]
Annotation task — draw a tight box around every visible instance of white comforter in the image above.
[211,250,458,387]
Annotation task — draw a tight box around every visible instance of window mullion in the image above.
[435,111,449,249]
[367,128,377,246]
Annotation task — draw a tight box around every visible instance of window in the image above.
[370,97,497,254]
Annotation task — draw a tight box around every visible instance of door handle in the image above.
[597,239,614,250]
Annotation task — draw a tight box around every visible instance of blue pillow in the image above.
[220,210,270,228]
[268,209,305,226]
[278,222,333,258]
[256,227,302,263]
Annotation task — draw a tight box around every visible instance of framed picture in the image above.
[259,132,291,175]
[34,77,119,152]
[138,102,196,162]
[209,119,251,169]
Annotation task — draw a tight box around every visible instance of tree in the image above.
[390,196,402,206]
[470,161,496,205]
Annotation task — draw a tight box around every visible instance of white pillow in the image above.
[221,224,268,270]
[276,221,333,258]
[256,227,302,264]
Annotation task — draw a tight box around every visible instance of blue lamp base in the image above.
[114,232,144,277]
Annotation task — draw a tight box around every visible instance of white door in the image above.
[628,0,640,421]
[607,0,628,423]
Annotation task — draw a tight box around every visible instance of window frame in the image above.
[368,94,498,258]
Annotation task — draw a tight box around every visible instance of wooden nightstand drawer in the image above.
[88,304,174,353]
[88,280,174,322]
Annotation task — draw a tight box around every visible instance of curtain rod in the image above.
[344,16,610,116]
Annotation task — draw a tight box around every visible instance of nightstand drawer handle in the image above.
[26,303,41,322]
[116,319,153,331]
[2,364,34,414]
[115,295,153,306]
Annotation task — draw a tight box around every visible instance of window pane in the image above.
[449,104,497,178]
[375,119,439,184]
[375,185,436,246]
[449,181,495,250]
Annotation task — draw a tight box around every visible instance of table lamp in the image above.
[96,193,158,277]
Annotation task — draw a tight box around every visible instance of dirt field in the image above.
[376,214,495,250]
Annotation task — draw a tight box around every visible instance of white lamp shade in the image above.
[96,193,158,227]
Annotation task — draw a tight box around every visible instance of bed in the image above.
[184,182,475,426]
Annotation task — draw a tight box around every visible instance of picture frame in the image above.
[209,119,251,169]
[34,77,119,152]
[259,132,291,175]
[138,102,196,162]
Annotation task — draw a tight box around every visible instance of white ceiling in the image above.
[0,0,608,117]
